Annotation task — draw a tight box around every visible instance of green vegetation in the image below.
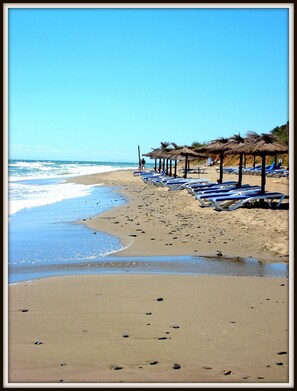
[271,121,289,145]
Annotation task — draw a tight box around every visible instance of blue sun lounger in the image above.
[144,172,172,183]
[166,178,211,190]
[185,181,239,195]
[210,191,286,211]
[195,186,262,207]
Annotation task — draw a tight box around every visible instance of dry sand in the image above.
[71,166,289,262]
[7,166,291,385]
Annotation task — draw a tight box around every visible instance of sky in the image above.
[6,5,290,162]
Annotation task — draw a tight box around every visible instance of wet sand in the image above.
[8,274,289,384]
[7,166,291,385]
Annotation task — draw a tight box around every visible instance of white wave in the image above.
[9,163,137,182]
[8,182,97,215]
[10,161,56,168]
[7,161,138,215]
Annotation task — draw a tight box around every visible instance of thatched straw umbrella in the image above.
[224,133,246,188]
[158,142,172,175]
[196,137,230,184]
[245,131,261,168]
[143,142,172,173]
[167,146,202,178]
[168,142,182,177]
[142,148,160,171]
[230,133,288,193]
[143,148,162,171]
[250,133,288,193]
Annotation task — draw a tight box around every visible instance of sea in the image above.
[6,159,288,284]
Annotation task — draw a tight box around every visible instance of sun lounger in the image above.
[141,175,166,182]
[185,180,237,190]
[222,167,238,174]
[150,177,204,187]
[266,169,289,178]
[187,181,239,195]
[195,186,261,207]
[210,191,286,211]
[149,175,175,185]
[137,171,160,178]
[141,171,171,183]
[180,167,207,174]
[166,178,210,190]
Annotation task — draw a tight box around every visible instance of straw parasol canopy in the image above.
[250,133,288,193]
[244,131,262,167]
[224,133,246,187]
[228,132,288,193]
[142,148,162,171]
[250,133,288,155]
[158,142,174,175]
[167,146,202,178]
[143,142,173,173]
[196,137,230,183]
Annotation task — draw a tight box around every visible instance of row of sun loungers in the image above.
[217,162,289,178]
[136,170,286,211]
[179,167,207,174]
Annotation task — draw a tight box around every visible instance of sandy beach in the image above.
[8,274,289,384]
[7,166,291,385]
[71,166,289,262]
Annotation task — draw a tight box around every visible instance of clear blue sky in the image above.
[8,6,290,162]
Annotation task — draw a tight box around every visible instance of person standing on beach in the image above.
[141,158,146,170]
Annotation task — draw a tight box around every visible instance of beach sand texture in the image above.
[9,274,288,383]
[73,167,289,262]
[8,167,290,384]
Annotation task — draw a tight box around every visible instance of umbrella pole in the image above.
[138,145,141,170]
[169,159,172,176]
[159,158,162,172]
[237,153,243,188]
[218,152,223,184]
[154,159,157,171]
[184,155,188,178]
[166,159,169,175]
[174,160,177,177]
[261,153,266,194]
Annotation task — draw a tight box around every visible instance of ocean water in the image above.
[6,160,288,284]
[8,159,142,215]
[7,160,139,283]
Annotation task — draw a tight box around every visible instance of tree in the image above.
[271,121,289,145]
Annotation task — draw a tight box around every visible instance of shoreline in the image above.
[67,167,289,263]
[7,167,291,385]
